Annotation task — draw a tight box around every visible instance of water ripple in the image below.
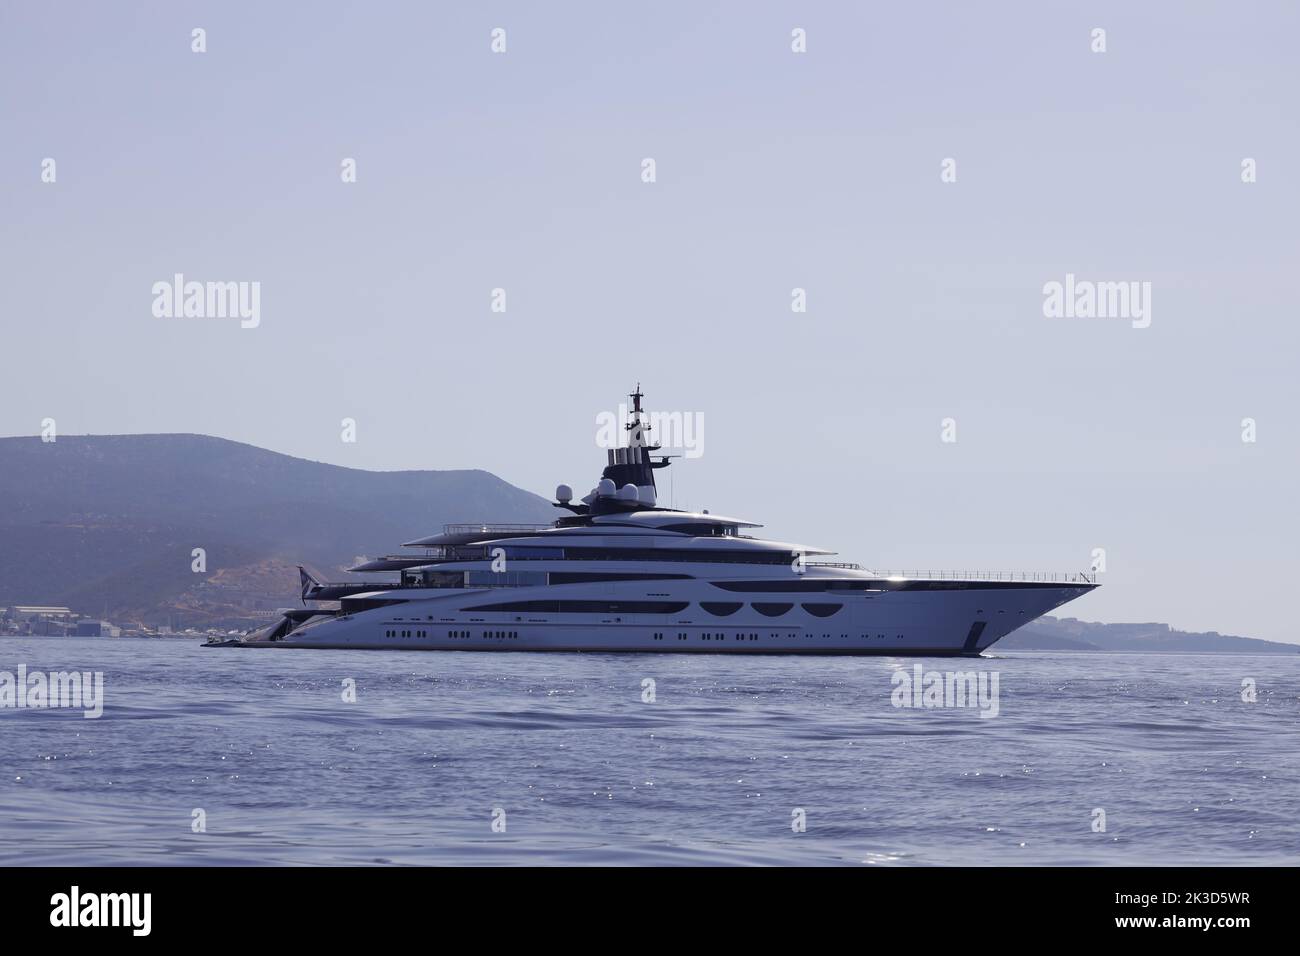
[1,637,1298,865]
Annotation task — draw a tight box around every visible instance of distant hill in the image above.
[998,616,1297,654]
[0,435,555,625]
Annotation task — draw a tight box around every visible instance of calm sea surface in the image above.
[1,637,1296,866]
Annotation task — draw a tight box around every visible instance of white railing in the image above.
[443,523,552,535]
[860,569,1098,584]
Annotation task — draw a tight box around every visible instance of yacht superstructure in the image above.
[236,388,1096,654]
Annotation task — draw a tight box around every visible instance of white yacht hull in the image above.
[243,581,1092,655]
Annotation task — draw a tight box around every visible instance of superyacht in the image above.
[233,388,1096,654]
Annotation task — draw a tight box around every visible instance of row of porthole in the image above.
[650,631,905,641]
[395,629,904,641]
[385,629,519,639]
[651,632,764,641]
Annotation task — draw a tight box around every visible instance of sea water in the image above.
[1,637,1296,865]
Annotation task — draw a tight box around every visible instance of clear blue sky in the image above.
[2,2,1297,642]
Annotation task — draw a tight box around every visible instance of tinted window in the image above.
[700,602,742,617]
[711,580,869,592]
[465,570,548,587]
[802,603,843,618]
[463,600,689,614]
[565,548,790,565]
[659,524,735,537]
[548,572,693,584]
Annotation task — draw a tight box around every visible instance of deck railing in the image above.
[443,523,553,536]
[860,569,1098,584]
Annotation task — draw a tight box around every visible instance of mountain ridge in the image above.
[1002,616,1296,653]
[0,434,556,624]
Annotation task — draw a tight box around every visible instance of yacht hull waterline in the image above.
[217,388,1097,656]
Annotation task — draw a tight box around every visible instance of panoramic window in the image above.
[463,600,689,614]
[700,602,742,617]
[752,602,794,617]
[465,570,548,588]
[801,603,843,618]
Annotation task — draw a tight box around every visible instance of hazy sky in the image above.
[2,2,1297,642]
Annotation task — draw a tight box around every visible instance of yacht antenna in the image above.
[628,383,648,447]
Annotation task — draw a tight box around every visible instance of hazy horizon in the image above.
[2,2,1296,643]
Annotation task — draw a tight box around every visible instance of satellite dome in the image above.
[597,478,617,496]
[618,483,639,501]
[555,484,573,503]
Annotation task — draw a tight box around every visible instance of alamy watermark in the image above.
[0,666,104,718]
[152,273,260,328]
[891,664,999,719]
[595,404,704,459]
[50,886,150,936]
[1042,273,1151,329]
